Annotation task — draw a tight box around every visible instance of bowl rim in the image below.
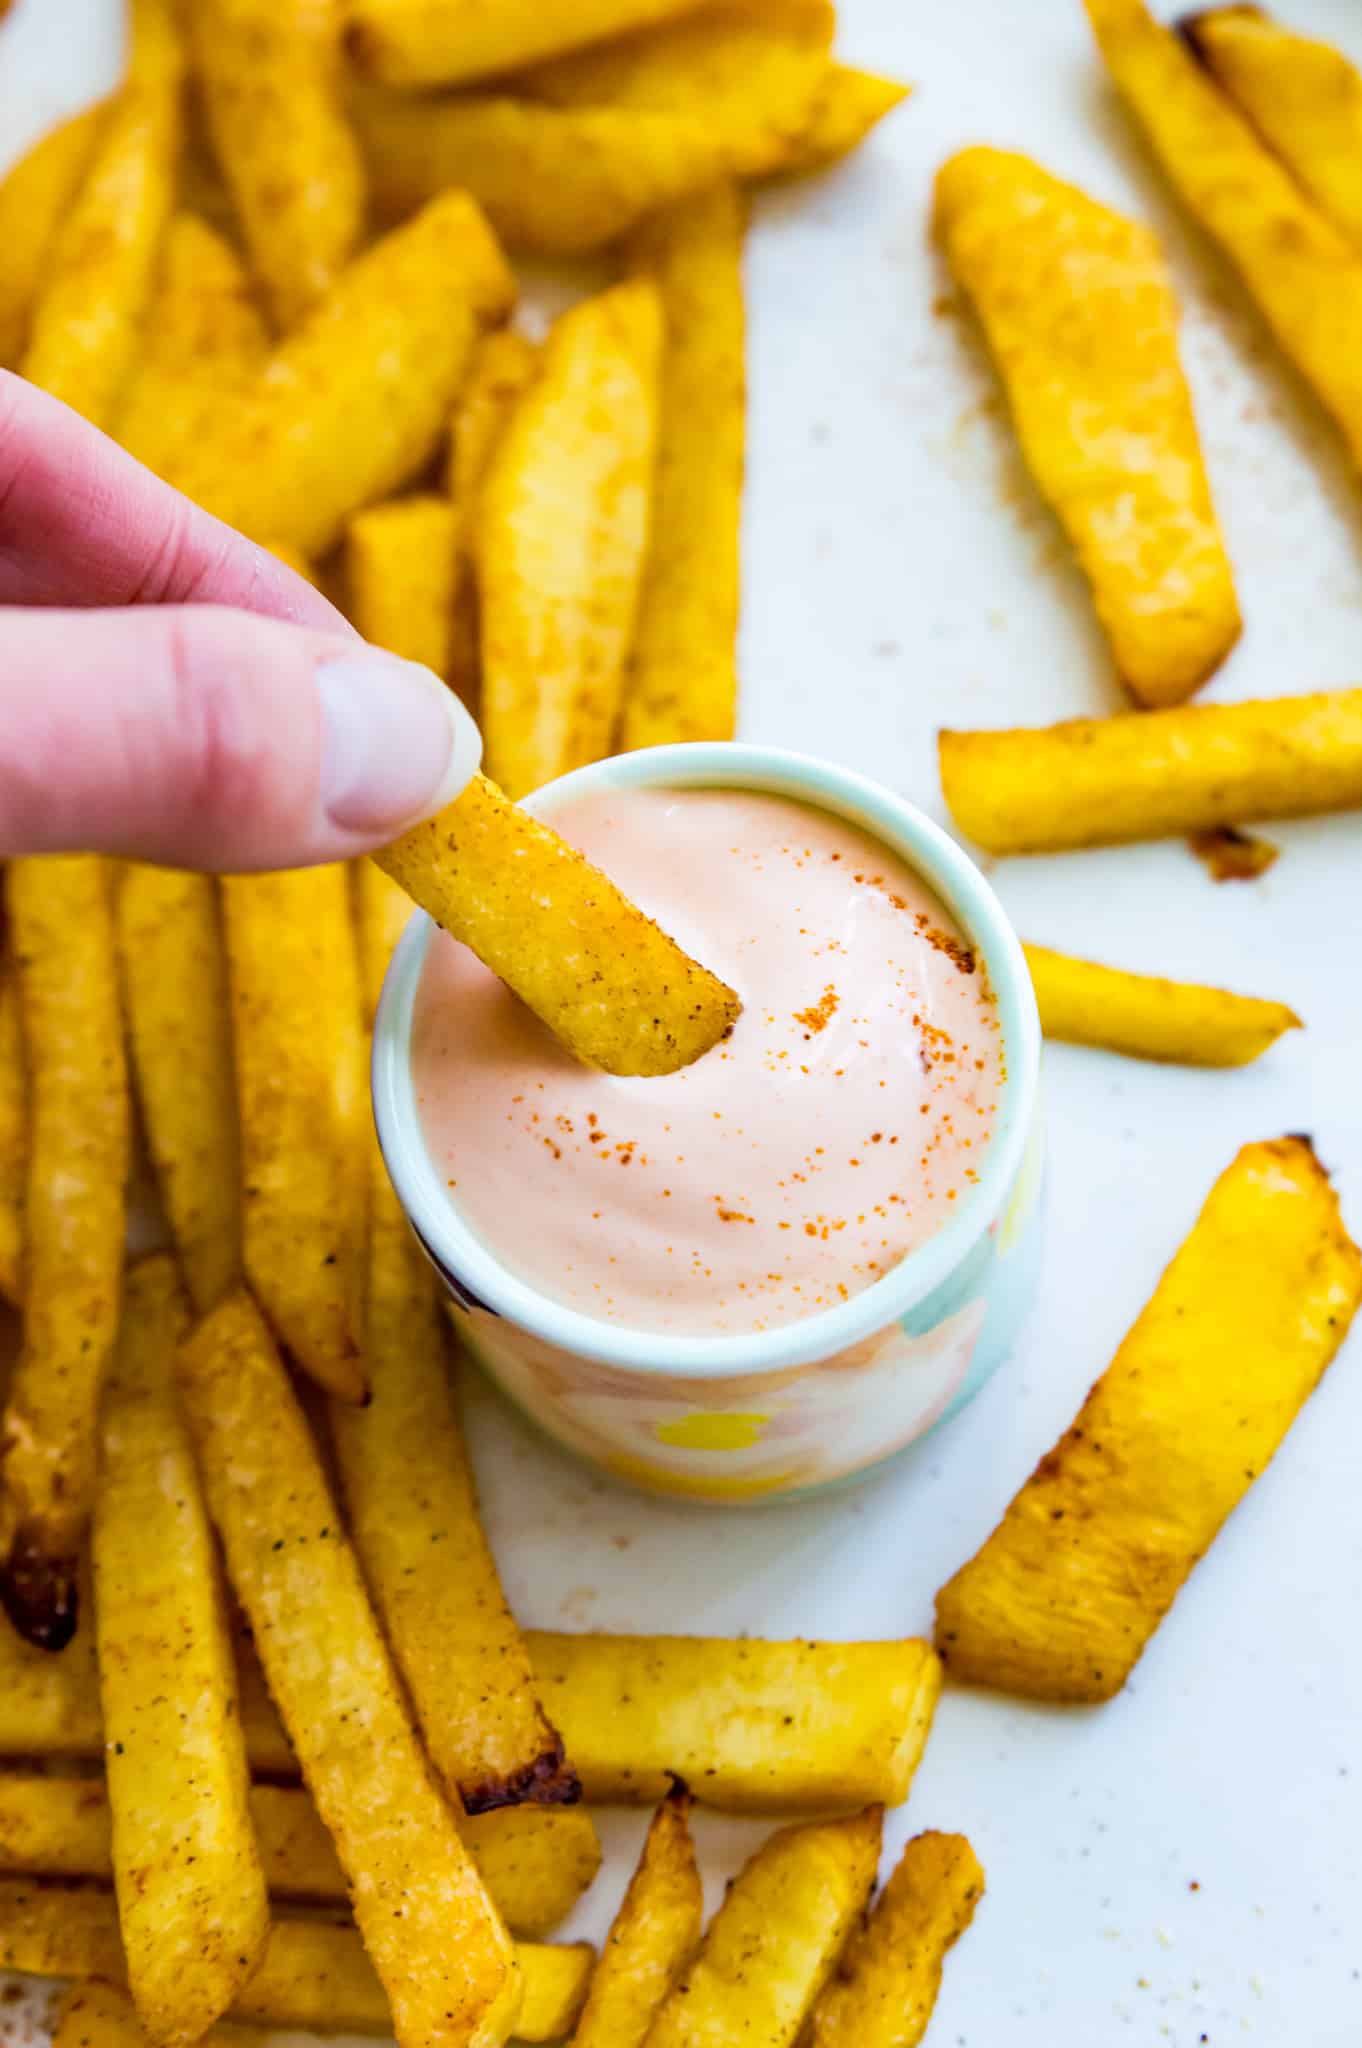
[372,742,1041,1381]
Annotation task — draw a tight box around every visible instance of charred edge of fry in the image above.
[460,1740,582,1817]
[0,1534,78,1653]
[1186,825,1278,881]
[1173,8,1259,61]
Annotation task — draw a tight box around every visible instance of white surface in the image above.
[4,1,1362,2042]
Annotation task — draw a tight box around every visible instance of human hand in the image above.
[0,373,480,870]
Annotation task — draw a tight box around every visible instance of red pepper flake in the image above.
[794,984,839,1036]
[717,1208,756,1225]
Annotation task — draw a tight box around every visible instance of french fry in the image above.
[116,867,240,1314]
[646,1808,882,2048]
[191,0,366,331]
[0,858,128,1649]
[1083,0,1362,472]
[344,496,459,677]
[1024,943,1299,1067]
[93,1257,268,2045]
[20,1,183,426]
[479,280,662,796]
[54,1984,225,2048]
[569,1785,701,2048]
[166,191,515,557]
[374,774,741,1077]
[0,101,111,367]
[935,146,1239,707]
[222,867,365,1401]
[345,0,711,88]
[526,1632,941,1812]
[177,1294,521,2048]
[115,215,269,476]
[775,65,910,175]
[939,689,1362,854]
[354,91,724,255]
[447,329,541,704]
[0,972,25,1306]
[936,1136,1362,1703]
[0,1887,590,2041]
[805,1830,984,2048]
[621,184,744,749]
[518,2,833,178]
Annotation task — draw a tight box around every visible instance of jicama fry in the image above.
[177,1294,520,2048]
[115,215,269,475]
[939,689,1362,853]
[21,1,183,425]
[519,1,833,178]
[935,1136,1362,1702]
[191,0,365,331]
[0,101,111,367]
[1182,8,1362,255]
[479,280,661,796]
[645,1808,882,2048]
[806,1830,984,2048]
[116,867,240,1313]
[568,1786,701,2048]
[935,146,1239,706]
[375,774,741,1078]
[1083,0,1362,471]
[344,495,459,677]
[622,184,745,748]
[166,191,515,556]
[93,1258,268,2045]
[1024,943,1299,1066]
[345,0,711,88]
[776,65,910,175]
[354,91,723,255]
[447,329,541,704]
[0,1887,590,2041]
[526,1632,941,1811]
[0,974,25,1306]
[0,858,128,1649]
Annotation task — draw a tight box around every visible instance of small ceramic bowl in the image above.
[373,743,1044,1504]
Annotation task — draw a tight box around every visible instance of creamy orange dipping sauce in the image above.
[412,788,1003,1336]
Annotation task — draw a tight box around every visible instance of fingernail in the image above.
[317,651,481,833]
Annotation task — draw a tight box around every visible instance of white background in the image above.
[4,1,1362,2042]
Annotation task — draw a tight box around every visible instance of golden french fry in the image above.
[375,774,741,1077]
[222,867,365,1401]
[1024,943,1299,1067]
[93,1257,268,2045]
[177,1293,521,2048]
[519,2,833,177]
[775,64,910,174]
[622,184,745,748]
[191,0,366,330]
[1083,0,1362,471]
[936,146,1239,706]
[939,689,1362,854]
[21,3,183,425]
[1,1886,588,2041]
[116,867,240,1313]
[569,1785,701,2048]
[936,1137,1362,1703]
[0,973,25,1306]
[53,1984,239,2048]
[345,0,711,87]
[166,191,515,556]
[479,280,661,796]
[806,1830,984,2048]
[0,101,111,367]
[0,858,128,1650]
[647,1808,881,2048]
[527,1632,941,1811]
[1181,8,1362,254]
[354,91,725,255]
[115,214,269,475]
[345,495,459,676]
[447,329,541,704]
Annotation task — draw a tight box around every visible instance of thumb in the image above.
[0,603,480,870]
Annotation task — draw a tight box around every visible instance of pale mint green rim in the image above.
[372,742,1041,1382]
